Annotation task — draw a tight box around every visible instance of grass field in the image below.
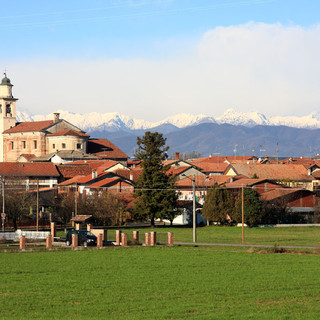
[65,225,320,247]
[1,246,320,319]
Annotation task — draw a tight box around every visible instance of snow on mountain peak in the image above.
[15,108,320,132]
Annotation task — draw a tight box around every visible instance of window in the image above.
[34,140,37,149]
[77,143,81,149]
[11,141,14,150]
[52,144,55,149]
[62,143,66,149]
[22,141,26,149]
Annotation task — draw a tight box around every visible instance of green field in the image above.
[1,246,320,319]
[90,226,320,247]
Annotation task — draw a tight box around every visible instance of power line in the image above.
[0,0,275,28]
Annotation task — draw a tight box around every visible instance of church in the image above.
[0,74,128,163]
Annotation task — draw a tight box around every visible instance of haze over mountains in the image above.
[16,109,320,158]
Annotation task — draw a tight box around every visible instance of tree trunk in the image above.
[151,216,155,227]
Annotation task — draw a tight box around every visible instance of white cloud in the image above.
[6,22,320,121]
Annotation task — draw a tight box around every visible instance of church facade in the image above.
[0,74,128,163]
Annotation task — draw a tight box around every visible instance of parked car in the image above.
[66,230,97,247]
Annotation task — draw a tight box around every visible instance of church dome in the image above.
[1,74,12,86]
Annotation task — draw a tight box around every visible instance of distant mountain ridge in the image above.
[15,109,320,157]
[16,108,320,132]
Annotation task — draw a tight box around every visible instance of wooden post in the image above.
[20,236,26,250]
[72,234,78,248]
[168,232,174,246]
[46,235,52,249]
[116,230,121,245]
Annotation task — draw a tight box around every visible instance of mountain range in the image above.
[16,109,320,158]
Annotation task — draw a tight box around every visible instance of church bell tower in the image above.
[0,73,17,161]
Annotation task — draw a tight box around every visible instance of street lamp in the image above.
[182,174,196,243]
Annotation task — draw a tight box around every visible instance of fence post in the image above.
[168,232,174,246]
[150,232,156,246]
[116,230,121,245]
[72,234,78,248]
[121,233,127,246]
[133,231,139,244]
[46,235,52,249]
[97,233,103,247]
[20,235,26,250]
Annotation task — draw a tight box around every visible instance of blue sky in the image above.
[1,0,320,121]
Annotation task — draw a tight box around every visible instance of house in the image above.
[225,163,314,191]
[0,162,60,189]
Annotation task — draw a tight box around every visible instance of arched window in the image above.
[6,104,11,114]
[0,104,2,113]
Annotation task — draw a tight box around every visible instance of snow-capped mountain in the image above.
[15,109,320,131]
[216,109,270,127]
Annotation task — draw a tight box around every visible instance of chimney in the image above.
[175,152,180,160]
[209,154,212,158]
[92,169,98,179]
[130,173,133,181]
[54,112,60,122]
[308,168,312,176]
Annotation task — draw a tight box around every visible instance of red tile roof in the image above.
[259,188,303,201]
[57,175,86,186]
[195,162,229,173]
[18,154,36,161]
[88,139,128,159]
[3,120,54,133]
[57,164,92,179]
[114,168,142,182]
[175,175,231,188]
[228,164,312,180]
[48,129,89,137]
[0,162,60,177]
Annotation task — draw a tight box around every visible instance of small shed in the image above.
[70,215,93,230]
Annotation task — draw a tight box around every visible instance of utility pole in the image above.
[241,185,244,244]
[74,183,78,217]
[36,178,39,231]
[1,178,5,232]
[192,175,196,243]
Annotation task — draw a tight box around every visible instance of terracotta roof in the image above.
[195,162,229,173]
[166,166,193,177]
[228,164,312,181]
[57,175,86,186]
[88,139,128,159]
[18,154,36,161]
[48,129,89,137]
[3,120,54,133]
[85,177,121,188]
[57,164,92,179]
[175,175,231,188]
[224,178,270,188]
[0,162,60,177]
[114,168,142,182]
[259,188,303,201]
[190,156,256,164]
[70,215,93,222]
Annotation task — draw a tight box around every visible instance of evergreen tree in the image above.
[234,188,263,226]
[202,183,235,224]
[133,131,177,226]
